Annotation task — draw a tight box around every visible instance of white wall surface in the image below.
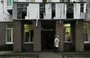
[25,4,40,19]
[0,0,12,22]
[0,0,3,13]
[51,0,60,2]
[16,0,42,2]
[74,3,80,19]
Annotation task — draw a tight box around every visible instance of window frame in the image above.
[6,28,13,44]
[64,24,72,43]
[84,23,90,44]
[24,31,34,44]
[24,24,34,44]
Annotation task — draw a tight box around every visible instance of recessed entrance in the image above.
[41,21,55,51]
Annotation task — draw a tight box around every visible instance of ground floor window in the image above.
[6,23,13,44]
[24,24,34,44]
[64,24,71,43]
[84,23,89,43]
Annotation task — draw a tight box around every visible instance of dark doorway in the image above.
[41,21,55,51]
[41,31,55,51]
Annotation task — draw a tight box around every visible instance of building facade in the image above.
[0,0,90,54]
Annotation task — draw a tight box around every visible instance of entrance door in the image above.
[41,30,55,51]
[41,21,55,51]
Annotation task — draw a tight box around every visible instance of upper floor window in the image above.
[43,0,47,2]
[17,4,27,19]
[81,3,84,12]
[67,3,73,18]
[7,0,13,6]
[63,0,70,2]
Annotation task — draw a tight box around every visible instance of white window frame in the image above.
[6,28,13,44]
[84,34,89,43]
[84,37,90,44]
[84,41,90,44]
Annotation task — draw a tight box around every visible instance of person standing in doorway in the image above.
[54,35,60,52]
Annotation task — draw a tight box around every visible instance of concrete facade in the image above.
[13,21,23,52]
[33,21,41,52]
[56,21,64,52]
[75,20,84,52]
[0,23,6,47]
[0,0,90,54]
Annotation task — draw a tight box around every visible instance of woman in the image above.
[54,35,60,52]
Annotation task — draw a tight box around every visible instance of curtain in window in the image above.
[54,3,67,19]
[25,4,40,19]
[74,3,80,19]
[44,4,52,19]
[52,0,60,2]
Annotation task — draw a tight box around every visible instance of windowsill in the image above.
[84,41,90,44]
[6,42,13,44]
[24,42,34,44]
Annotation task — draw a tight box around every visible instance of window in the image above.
[24,24,34,44]
[6,23,13,44]
[7,0,13,6]
[6,28,13,44]
[52,4,55,19]
[67,3,73,18]
[81,3,84,12]
[84,23,88,43]
[67,0,70,2]
[64,24,71,43]
[63,0,70,2]
[40,4,45,19]
[43,0,47,2]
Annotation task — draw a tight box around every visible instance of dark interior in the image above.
[41,21,55,51]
